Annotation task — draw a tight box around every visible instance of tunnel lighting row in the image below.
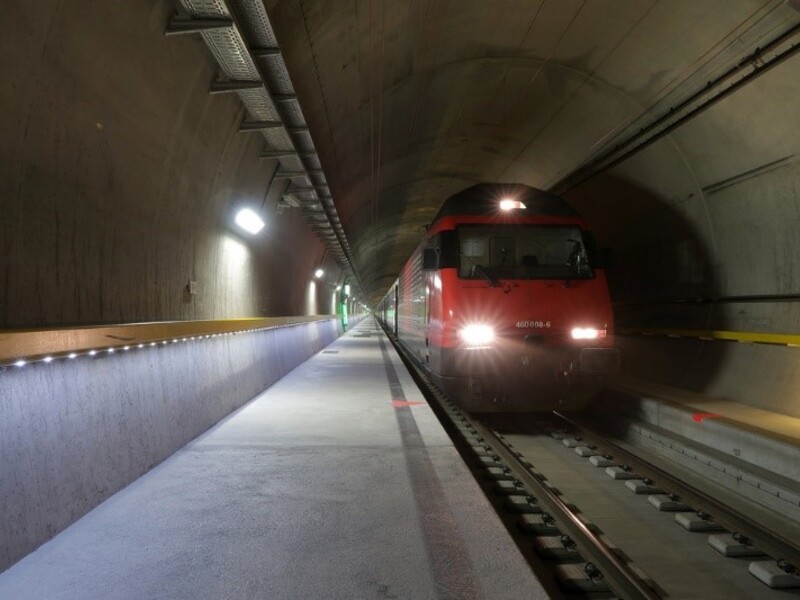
[3,327,291,371]
[234,212,341,285]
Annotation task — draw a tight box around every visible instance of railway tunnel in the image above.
[2,1,800,597]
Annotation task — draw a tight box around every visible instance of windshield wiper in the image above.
[473,263,500,287]
[461,253,500,287]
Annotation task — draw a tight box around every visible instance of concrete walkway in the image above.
[620,376,800,443]
[0,318,544,599]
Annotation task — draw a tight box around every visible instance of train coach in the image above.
[377,183,620,412]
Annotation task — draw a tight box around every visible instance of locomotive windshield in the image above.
[456,225,593,280]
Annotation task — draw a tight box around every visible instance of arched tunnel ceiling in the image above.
[264,0,800,306]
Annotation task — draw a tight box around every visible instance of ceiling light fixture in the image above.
[235,208,265,235]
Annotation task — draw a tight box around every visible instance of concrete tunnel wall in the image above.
[1,0,337,327]
[565,44,800,419]
[0,1,361,573]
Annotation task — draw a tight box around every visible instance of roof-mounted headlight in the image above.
[499,198,526,211]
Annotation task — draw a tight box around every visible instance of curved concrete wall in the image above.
[566,47,800,418]
[0,319,342,573]
[1,1,329,328]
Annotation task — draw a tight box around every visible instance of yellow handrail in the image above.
[619,327,800,347]
[0,316,337,366]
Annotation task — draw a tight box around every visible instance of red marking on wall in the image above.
[692,412,721,423]
[392,400,424,408]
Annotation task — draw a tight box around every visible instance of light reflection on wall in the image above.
[306,281,317,315]
[330,292,337,315]
[222,236,249,270]
[220,235,255,315]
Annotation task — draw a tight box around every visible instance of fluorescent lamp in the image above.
[235,208,265,234]
[314,268,324,279]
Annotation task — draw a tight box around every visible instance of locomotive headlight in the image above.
[499,198,526,211]
[571,327,605,340]
[459,324,495,348]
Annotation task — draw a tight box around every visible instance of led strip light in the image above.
[0,316,334,369]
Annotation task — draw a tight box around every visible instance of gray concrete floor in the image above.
[0,319,544,599]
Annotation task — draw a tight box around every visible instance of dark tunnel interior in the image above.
[3,0,800,588]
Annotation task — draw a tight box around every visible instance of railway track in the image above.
[386,327,800,598]
[482,413,800,598]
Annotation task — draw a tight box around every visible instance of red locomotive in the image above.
[377,183,619,412]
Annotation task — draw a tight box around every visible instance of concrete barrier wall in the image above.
[604,392,800,482]
[0,319,341,573]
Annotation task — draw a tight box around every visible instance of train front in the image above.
[425,192,620,412]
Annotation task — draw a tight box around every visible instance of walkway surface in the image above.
[0,318,544,599]
[620,376,800,444]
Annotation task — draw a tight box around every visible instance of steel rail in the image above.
[0,316,336,366]
[380,318,660,599]
[471,421,660,600]
[555,411,800,569]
